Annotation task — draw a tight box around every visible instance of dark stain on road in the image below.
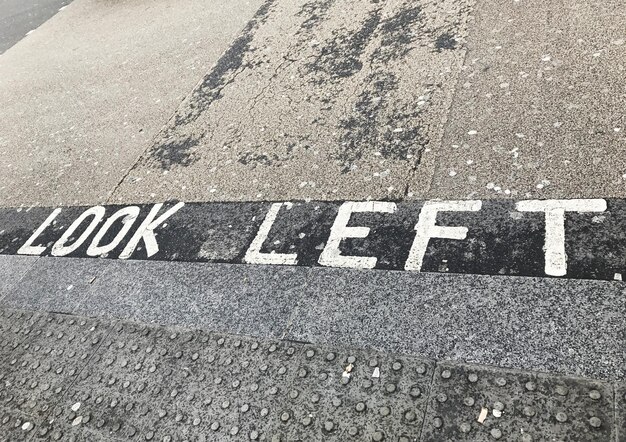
[298,0,336,30]
[372,3,422,63]
[306,10,382,83]
[147,0,277,170]
[435,33,457,51]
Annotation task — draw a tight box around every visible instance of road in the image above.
[0,0,70,54]
[0,0,625,440]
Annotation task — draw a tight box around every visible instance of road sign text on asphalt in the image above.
[0,198,622,281]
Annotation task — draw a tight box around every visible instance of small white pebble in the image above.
[468,130,478,135]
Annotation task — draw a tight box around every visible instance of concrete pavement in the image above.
[1,0,626,439]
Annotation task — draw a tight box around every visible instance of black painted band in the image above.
[0,199,621,281]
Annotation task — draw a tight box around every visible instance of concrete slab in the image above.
[421,363,614,441]
[2,257,108,312]
[110,0,473,203]
[0,0,263,207]
[0,255,38,300]
[0,0,70,55]
[77,260,306,338]
[423,0,626,200]
[0,258,306,338]
[286,267,626,381]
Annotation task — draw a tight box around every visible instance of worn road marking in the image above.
[0,198,623,281]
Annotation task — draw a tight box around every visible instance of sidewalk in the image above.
[0,307,623,441]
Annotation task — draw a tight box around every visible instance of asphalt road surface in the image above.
[0,0,625,440]
[0,0,71,54]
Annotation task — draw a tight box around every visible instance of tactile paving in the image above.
[36,323,305,441]
[420,363,615,442]
[0,311,110,441]
[0,307,623,441]
[268,345,435,441]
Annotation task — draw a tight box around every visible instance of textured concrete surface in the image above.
[111,0,472,203]
[0,308,619,441]
[1,256,624,381]
[0,0,625,206]
[0,0,263,207]
[2,0,625,205]
[0,0,70,54]
[425,0,626,200]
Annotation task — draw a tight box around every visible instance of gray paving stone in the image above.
[286,267,626,381]
[2,257,108,312]
[268,344,435,441]
[0,406,40,442]
[0,309,41,363]
[0,255,38,302]
[0,307,623,441]
[40,320,303,441]
[420,363,615,442]
[78,260,307,338]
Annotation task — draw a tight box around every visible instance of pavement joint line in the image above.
[415,355,438,442]
[2,198,626,282]
[0,306,622,441]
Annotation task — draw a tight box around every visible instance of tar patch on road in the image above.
[0,198,624,281]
